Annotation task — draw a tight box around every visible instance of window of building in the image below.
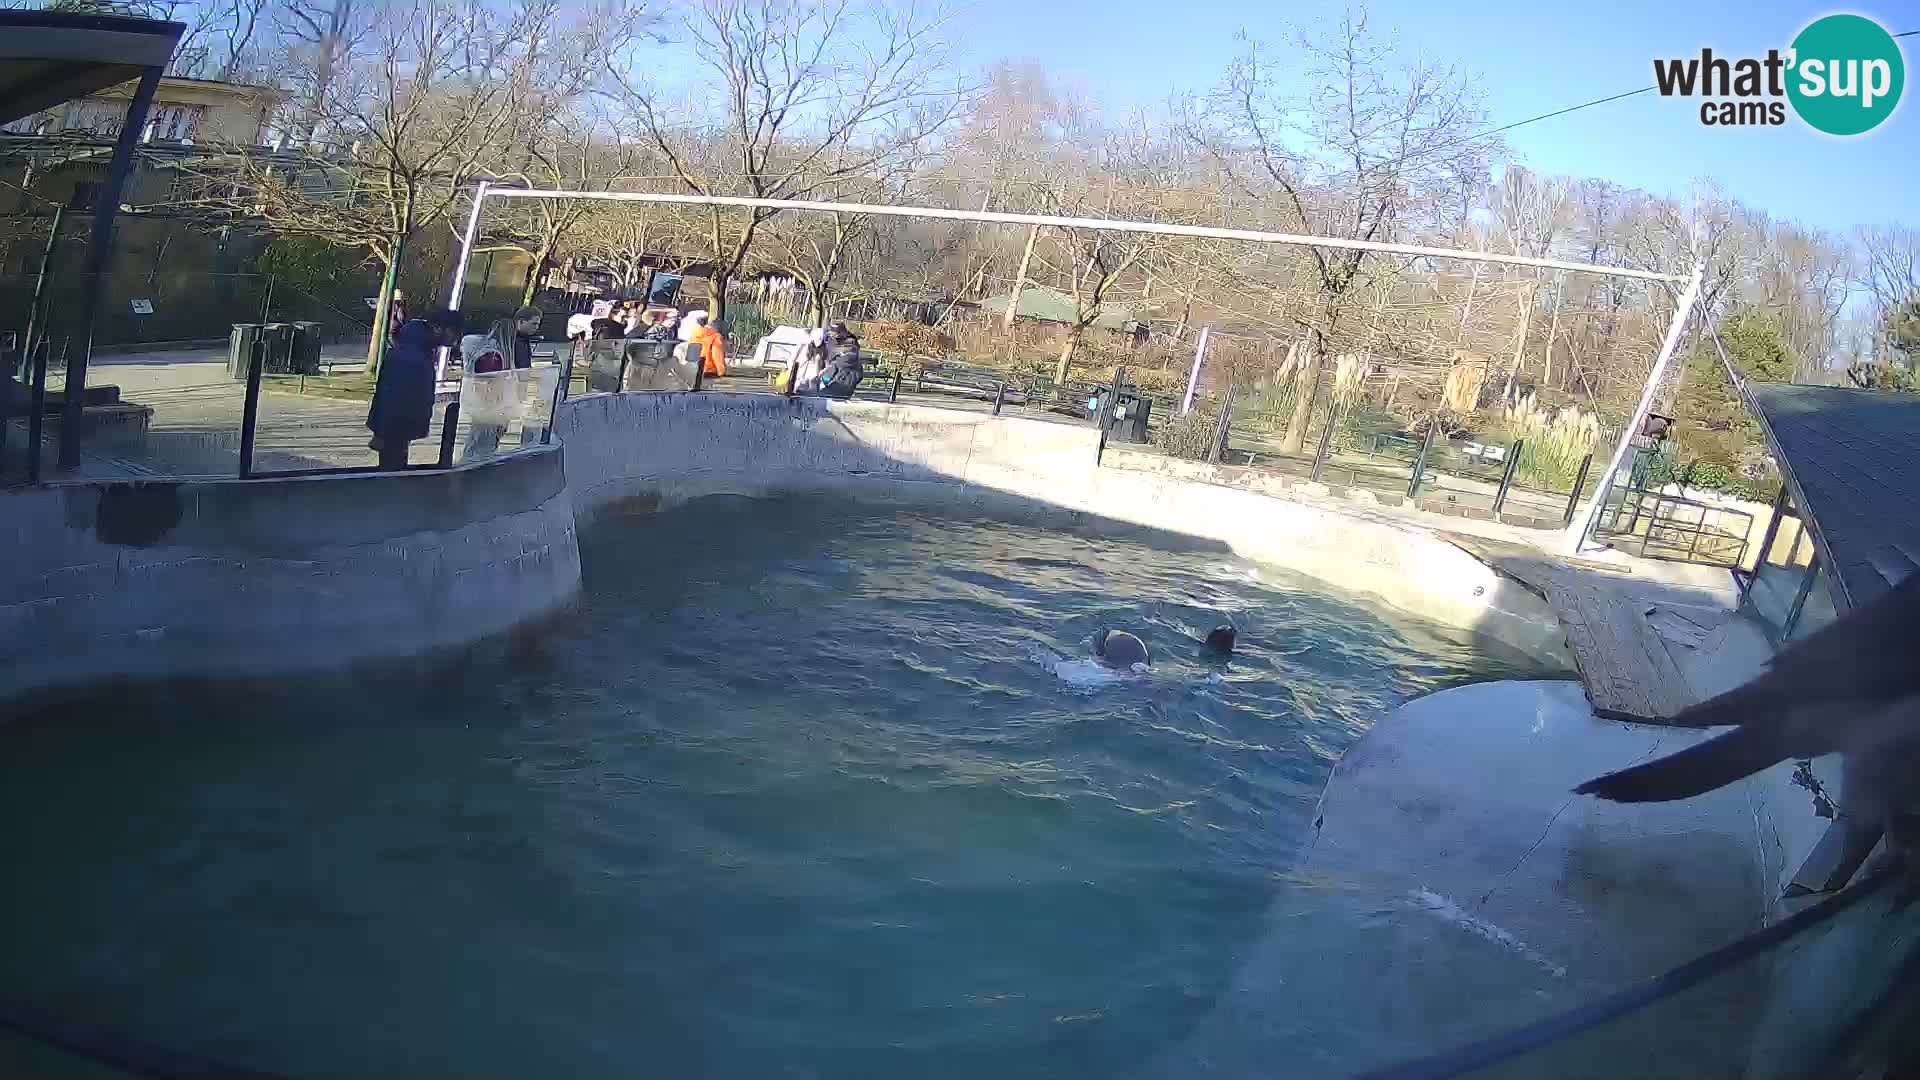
[146,104,206,142]
[59,99,125,136]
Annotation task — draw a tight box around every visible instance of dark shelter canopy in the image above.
[0,11,182,128]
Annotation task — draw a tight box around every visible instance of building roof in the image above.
[979,286,1136,332]
[1745,383,1920,611]
[0,11,183,128]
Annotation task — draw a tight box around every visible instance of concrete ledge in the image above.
[1163,680,1776,1077]
[556,392,1572,667]
[1,446,580,702]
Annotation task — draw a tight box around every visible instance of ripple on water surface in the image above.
[0,496,1556,1078]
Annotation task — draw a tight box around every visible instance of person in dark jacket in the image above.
[806,325,864,399]
[367,307,463,470]
[511,305,541,368]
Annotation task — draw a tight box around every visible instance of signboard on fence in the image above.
[130,298,154,315]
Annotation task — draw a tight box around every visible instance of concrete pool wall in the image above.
[557,391,1571,665]
[3,389,1566,699]
[0,448,579,702]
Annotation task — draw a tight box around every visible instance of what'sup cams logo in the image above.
[1654,13,1905,135]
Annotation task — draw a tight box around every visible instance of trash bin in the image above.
[584,341,625,393]
[290,321,323,374]
[1111,392,1150,443]
[257,323,293,374]
[227,323,263,381]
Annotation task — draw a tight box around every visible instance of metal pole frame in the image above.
[477,188,1692,285]
[59,65,162,469]
[1181,326,1211,415]
[1567,263,1705,554]
[436,180,491,385]
[440,186,1696,488]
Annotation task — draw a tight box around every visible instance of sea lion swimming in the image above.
[1203,625,1237,657]
[1091,629,1151,670]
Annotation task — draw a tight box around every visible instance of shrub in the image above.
[720,303,774,353]
[1153,404,1226,461]
[863,320,952,379]
[1489,394,1603,491]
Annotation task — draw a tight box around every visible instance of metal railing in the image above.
[1593,486,1754,569]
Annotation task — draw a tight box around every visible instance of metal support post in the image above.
[1563,454,1595,528]
[992,380,1006,416]
[1095,367,1124,465]
[438,401,461,467]
[1492,440,1524,515]
[60,66,162,469]
[1310,396,1339,482]
[1407,425,1437,500]
[1207,383,1235,465]
[1743,486,1791,593]
[238,337,264,478]
[26,338,50,482]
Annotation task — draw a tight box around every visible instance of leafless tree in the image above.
[175,0,573,366]
[1191,9,1498,451]
[606,0,971,321]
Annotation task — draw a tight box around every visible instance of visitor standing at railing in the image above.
[681,310,728,378]
[511,306,541,368]
[802,323,863,399]
[367,308,463,470]
[458,317,521,459]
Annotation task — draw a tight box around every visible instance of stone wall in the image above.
[1,448,580,702]
[556,391,1571,665]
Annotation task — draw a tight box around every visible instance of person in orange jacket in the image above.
[679,309,728,378]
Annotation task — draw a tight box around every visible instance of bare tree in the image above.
[1193,9,1498,451]
[172,0,273,80]
[607,0,970,321]
[177,0,566,367]
[1858,224,1920,363]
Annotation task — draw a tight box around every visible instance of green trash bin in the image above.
[290,321,323,374]
[227,323,263,381]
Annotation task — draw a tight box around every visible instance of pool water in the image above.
[0,497,1560,1078]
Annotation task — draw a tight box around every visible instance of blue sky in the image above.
[954,0,1915,234]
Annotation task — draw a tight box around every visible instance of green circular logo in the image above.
[1787,14,1904,136]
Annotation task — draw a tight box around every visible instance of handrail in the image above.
[1350,865,1898,1080]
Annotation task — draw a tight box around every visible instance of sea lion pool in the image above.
[0,496,1564,1077]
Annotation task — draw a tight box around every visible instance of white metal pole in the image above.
[1182,326,1211,415]
[485,188,1688,285]
[448,180,491,313]
[1566,262,1705,554]
[438,181,490,385]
